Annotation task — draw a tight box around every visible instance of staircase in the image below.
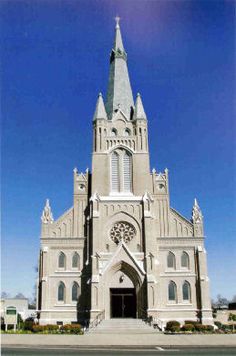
[89,318,158,334]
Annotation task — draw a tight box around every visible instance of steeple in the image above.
[105,17,134,120]
[93,93,108,121]
[134,93,147,120]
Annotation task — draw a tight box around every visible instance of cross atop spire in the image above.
[115,15,120,29]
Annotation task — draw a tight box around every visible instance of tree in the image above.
[216,294,229,307]
[1,291,10,299]
[231,295,236,303]
[14,293,26,299]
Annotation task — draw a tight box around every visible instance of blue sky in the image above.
[1,0,235,301]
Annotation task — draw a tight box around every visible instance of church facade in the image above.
[37,21,213,328]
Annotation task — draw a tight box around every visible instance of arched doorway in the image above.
[106,261,143,319]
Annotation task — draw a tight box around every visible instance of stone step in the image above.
[89,318,159,334]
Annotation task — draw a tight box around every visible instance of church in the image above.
[37,20,213,329]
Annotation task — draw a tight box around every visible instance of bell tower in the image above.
[92,19,151,197]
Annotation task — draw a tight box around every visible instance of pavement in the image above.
[2,333,236,347]
[2,346,236,356]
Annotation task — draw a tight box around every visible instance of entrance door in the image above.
[110,288,136,318]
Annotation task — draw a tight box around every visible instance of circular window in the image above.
[110,222,136,244]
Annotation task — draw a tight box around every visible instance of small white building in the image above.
[1,298,35,321]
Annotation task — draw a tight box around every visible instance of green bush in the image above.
[195,324,214,333]
[165,321,180,332]
[32,325,45,333]
[32,324,59,333]
[45,324,59,332]
[181,323,194,332]
[214,321,222,329]
[60,324,82,334]
[23,321,34,331]
[194,323,204,332]
[184,320,199,327]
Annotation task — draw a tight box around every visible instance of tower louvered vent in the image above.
[111,152,120,192]
[123,152,131,192]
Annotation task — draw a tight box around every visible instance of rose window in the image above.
[110,222,136,244]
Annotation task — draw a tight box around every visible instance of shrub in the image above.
[195,324,214,333]
[45,324,59,332]
[23,321,34,331]
[32,325,45,333]
[165,321,180,333]
[181,323,194,332]
[184,320,199,327]
[60,324,82,334]
[32,324,59,333]
[214,321,222,329]
[194,323,204,332]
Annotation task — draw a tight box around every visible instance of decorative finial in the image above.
[115,15,121,29]
[41,199,54,224]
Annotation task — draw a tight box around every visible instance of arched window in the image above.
[181,251,189,269]
[111,151,120,192]
[58,282,65,302]
[58,252,66,268]
[182,281,191,301]
[123,151,131,192]
[111,128,117,136]
[168,281,177,302]
[167,252,176,269]
[72,282,80,302]
[72,252,80,269]
[124,128,131,136]
[111,149,132,193]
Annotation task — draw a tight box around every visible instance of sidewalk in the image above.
[2,333,236,347]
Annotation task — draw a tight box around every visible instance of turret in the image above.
[191,198,204,237]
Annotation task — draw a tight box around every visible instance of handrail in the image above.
[88,310,105,330]
[151,316,164,331]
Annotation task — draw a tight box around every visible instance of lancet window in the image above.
[111,149,132,193]
[168,281,177,302]
[72,252,80,269]
[167,251,176,269]
[58,252,66,269]
[181,251,189,269]
[72,282,80,302]
[58,282,65,302]
[182,281,191,301]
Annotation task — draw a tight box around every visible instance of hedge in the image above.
[165,321,180,332]
[60,324,82,334]
[181,323,195,332]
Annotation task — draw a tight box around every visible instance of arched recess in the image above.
[104,259,145,319]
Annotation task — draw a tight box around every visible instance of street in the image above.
[2,346,236,356]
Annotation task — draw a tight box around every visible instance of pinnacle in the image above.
[134,93,147,120]
[93,92,108,121]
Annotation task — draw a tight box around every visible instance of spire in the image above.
[134,93,147,120]
[191,198,203,224]
[114,16,124,52]
[93,93,108,121]
[41,199,54,224]
[105,18,134,120]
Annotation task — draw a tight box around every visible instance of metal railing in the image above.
[88,310,105,331]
